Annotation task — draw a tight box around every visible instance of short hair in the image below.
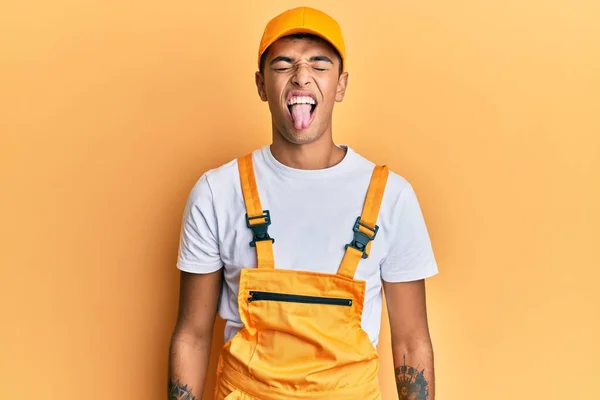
[259,33,343,75]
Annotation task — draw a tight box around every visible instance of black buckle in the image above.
[345,216,379,259]
[246,210,275,247]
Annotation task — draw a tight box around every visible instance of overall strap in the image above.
[238,153,275,269]
[337,165,389,279]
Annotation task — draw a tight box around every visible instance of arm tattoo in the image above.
[395,354,430,400]
[168,378,197,400]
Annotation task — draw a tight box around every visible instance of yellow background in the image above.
[1,0,599,399]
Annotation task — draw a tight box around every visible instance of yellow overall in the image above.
[214,154,389,400]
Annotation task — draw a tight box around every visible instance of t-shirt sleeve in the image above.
[176,173,223,274]
[381,183,439,282]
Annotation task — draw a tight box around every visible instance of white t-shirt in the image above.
[176,144,438,346]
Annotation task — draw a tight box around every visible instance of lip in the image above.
[286,90,318,104]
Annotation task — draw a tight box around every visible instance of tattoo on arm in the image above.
[168,378,197,400]
[395,354,430,400]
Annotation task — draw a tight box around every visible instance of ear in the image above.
[255,71,268,102]
[335,71,349,102]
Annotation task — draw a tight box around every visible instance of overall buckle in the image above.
[345,216,379,259]
[246,210,275,247]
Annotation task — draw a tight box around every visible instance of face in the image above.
[255,37,349,145]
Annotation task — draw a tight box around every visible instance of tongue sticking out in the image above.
[290,104,312,130]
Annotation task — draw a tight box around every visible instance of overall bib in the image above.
[214,154,389,400]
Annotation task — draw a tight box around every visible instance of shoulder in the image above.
[184,152,240,202]
[186,147,266,203]
[349,146,414,200]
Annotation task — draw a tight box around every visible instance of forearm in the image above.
[168,332,212,400]
[391,340,435,400]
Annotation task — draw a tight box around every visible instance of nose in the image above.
[291,64,311,87]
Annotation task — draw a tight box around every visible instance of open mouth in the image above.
[287,97,317,114]
[287,103,317,114]
[287,95,317,129]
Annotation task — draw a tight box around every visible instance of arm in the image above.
[169,172,223,398]
[383,279,435,400]
[168,269,222,399]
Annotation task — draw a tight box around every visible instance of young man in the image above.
[168,6,438,400]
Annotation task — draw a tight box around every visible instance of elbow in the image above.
[391,333,433,354]
[170,319,214,349]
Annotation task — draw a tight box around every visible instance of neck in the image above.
[270,129,347,170]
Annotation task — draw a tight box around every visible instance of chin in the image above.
[273,114,325,145]
[283,126,323,145]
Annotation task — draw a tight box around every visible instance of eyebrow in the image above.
[270,55,334,65]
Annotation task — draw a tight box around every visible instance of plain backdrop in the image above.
[1,0,599,399]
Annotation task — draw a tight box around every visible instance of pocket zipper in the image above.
[248,291,352,307]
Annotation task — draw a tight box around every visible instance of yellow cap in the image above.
[258,7,346,72]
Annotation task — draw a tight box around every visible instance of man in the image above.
[168,6,438,400]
